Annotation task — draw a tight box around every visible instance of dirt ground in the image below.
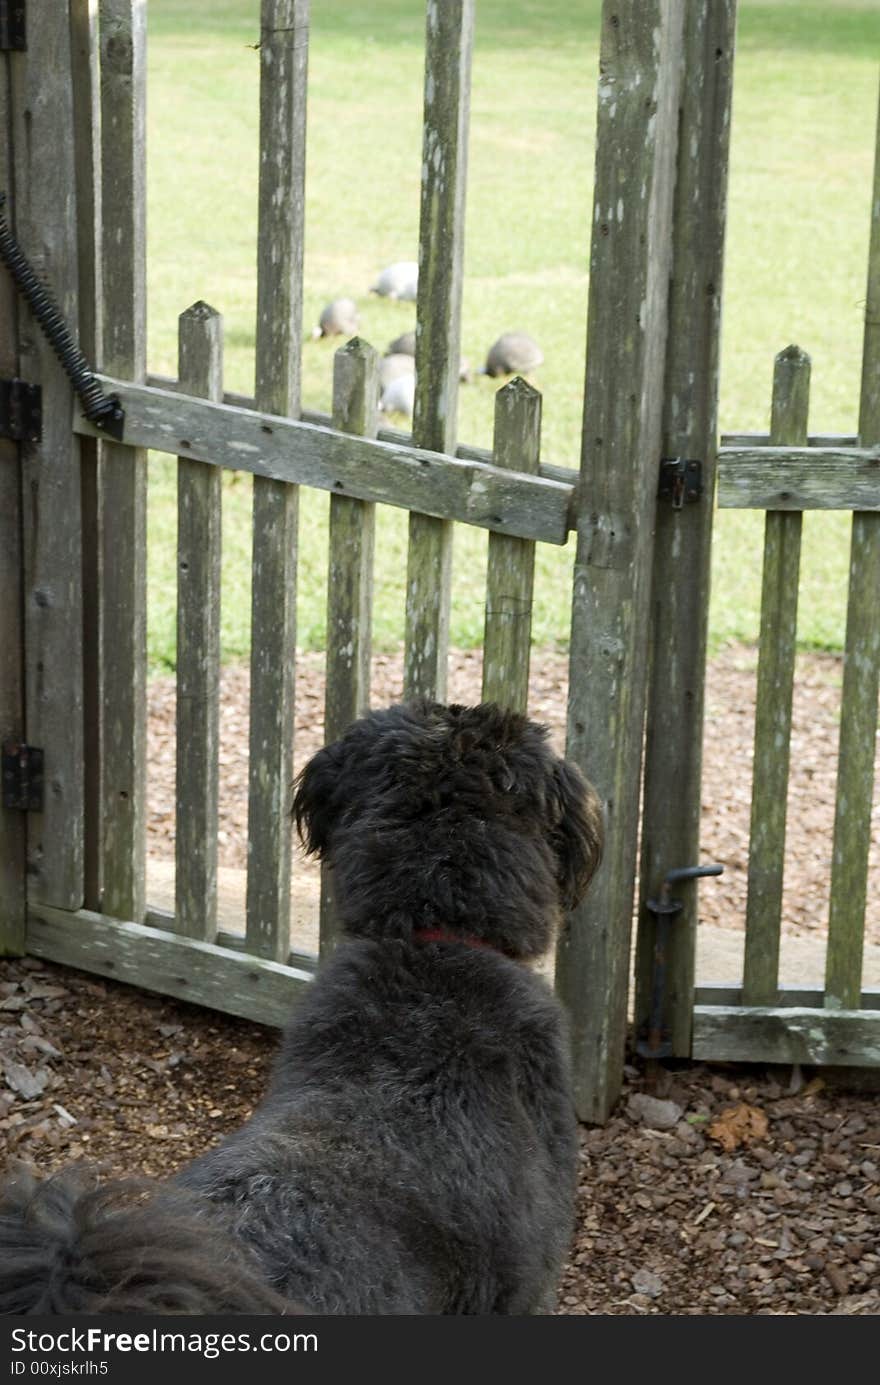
[2,643,879,1315]
[146,642,880,947]
[1,953,878,1316]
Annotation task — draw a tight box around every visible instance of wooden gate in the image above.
[634,84,880,1073]
[2,1,877,1126]
[0,0,693,1123]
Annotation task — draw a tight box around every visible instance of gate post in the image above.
[5,2,85,912]
[636,3,737,1056]
[0,47,25,953]
[556,0,685,1123]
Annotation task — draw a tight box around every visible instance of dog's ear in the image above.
[548,758,604,911]
[293,742,347,858]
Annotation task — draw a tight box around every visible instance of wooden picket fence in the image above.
[687,328,880,1066]
[1,0,878,1125]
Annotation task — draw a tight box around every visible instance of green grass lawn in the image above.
[143,0,879,671]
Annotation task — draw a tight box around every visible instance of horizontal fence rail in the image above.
[696,984,880,1010]
[692,1006,880,1067]
[27,903,312,1029]
[75,376,573,543]
[144,371,580,488]
[718,445,880,509]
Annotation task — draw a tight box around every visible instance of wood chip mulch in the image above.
[1,955,878,1316]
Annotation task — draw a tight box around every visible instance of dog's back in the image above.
[181,934,577,1314]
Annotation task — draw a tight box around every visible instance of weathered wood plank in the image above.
[71,0,102,377]
[555,0,685,1124]
[320,339,380,957]
[27,904,312,1030]
[693,1006,880,1067]
[175,304,223,941]
[149,369,862,464]
[635,0,737,1055]
[71,0,104,913]
[325,339,380,741]
[826,516,880,1007]
[246,0,309,963]
[254,0,308,418]
[695,984,880,1011]
[145,371,581,490]
[827,85,880,1012]
[404,0,474,701]
[481,378,542,712]
[10,1,85,909]
[721,432,858,450]
[0,52,25,954]
[743,346,810,1005]
[146,907,318,975]
[77,380,572,544]
[717,447,880,510]
[99,0,147,922]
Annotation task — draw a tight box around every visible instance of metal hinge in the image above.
[658,457,702,509]
[2,742,44,812]
[0,2,26,51]
[0,378,41,442]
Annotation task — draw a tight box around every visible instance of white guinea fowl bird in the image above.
[379,371,416,419]
[311,297,360,339]
[379,353,416,391]
[371,261,419,301]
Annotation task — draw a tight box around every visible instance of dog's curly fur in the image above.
[0,1168,295,1314]
[1,702,603,1315]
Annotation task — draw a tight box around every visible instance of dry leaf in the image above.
[708,1102,769,1152]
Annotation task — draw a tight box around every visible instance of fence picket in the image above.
[556,0,685,1123]
[246,0,309,963]
[175,304,223,941]
[99,0,147,922]
[71,0,104,913]
[742,347,810,1004]
[0,52,24,952]
[403,0,473,702]
[10,2,85,910]
[826,86,880,1011]
[635,0,737,1054]
[481,379,541,713]
[319,339,380,956]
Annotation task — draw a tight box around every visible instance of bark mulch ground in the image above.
[1,955,878,1316]
[2,643,879,1315]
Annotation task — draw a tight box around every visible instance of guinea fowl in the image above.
[311,297,360,339]
[482,330,543,377]
[371,261,418,301]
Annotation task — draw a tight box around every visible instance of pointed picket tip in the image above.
[496,374,542,404]
[335,335,379,367]
[179,300,222,324]
[775,343,811,368]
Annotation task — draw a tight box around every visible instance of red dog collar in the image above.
[412,927,494,952]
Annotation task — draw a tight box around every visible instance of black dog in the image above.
[1,702,603,1314]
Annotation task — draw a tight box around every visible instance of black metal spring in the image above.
[0,192,122,433]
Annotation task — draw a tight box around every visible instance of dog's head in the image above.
[294,702,603,959]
